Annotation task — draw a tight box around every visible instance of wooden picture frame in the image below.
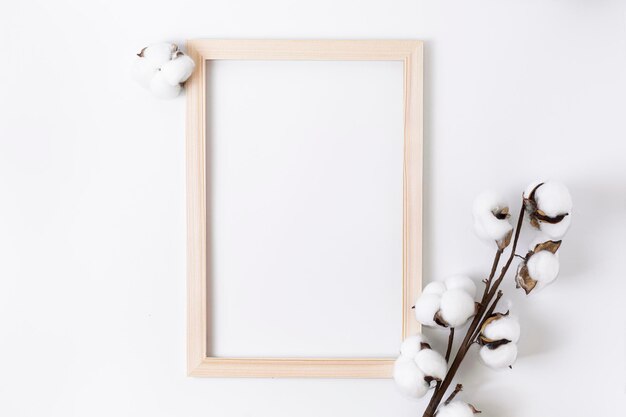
[186,40,423,378]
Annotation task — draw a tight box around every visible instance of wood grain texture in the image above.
[186,40,423,378]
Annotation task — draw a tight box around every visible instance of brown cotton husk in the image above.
[534,210,569,224]
[434,311,450,328]
[493,206,510,220]
[469,404,482,414]
[515,261,537,294]
[497,229,513,250]
[424,375,441,385]
[478,312,511,345]
[533,240,562,254]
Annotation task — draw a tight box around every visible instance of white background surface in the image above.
[208,60,404,357]
[1,1,625,416]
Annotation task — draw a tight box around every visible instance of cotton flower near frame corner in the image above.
[393,335,448,399]
[132,42,196,99]
[400,334,431,357]
[150,71,182,99]
[394,356,430,398]
[161,52,196,86]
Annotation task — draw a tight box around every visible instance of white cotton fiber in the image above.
[439,289,475,328]
[534,181,573,217]
[150,71,182,99]
[393,356,429,398]
[538,215,571,239]
[482,315,520,344]
[472,190,513,242]
[142,43,176,68]
[524,180,543,199]
[160,54,196,85]
[444,275,477,298]
[132,56,158,89]
[436,401,475,417]
[400,335,428,358]
[479,343,518,369]
[473,190,508,215]
[414,348,447,381]
[527,250,559,287]
[414,293,441,327]
[422,281,447,296]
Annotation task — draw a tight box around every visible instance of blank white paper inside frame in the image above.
[206,59,405,358]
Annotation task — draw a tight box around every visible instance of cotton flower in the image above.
[399,334,431,357]
[472,190,513,249]
[150,71,182,99]
[478,312,520,369]
[393,357,430,398]
[415,348,447,382]
[394,335,448,398]
[439,290,476,328]
[141,43,178,68]
[516,240,562,294]
[414,276,477,328]
[524,181,572,239]
[161,52,196,86]
[132,43,196,99]
[436,401,480,417]
[480,313,520,344]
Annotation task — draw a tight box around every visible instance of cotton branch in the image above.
[445,328,455,362]
[444,384,463,405]
[423,203,526,417]
[394,182,573,417]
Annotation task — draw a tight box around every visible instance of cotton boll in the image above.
[150,71,182,99]
[414,349,447,382]
[132,57,157,89]
[525,181,572,238]
[414,293,441,327]
[436,401,476,417]
[534,181,573,218]
[160,53,196,85]
[527,250,559,286]
[423,281,447,296]
[472,190,513,243]
[444,275,477,298]
[482,315,520,344]
[400,335,429,358]
[393,357,429,398]
[439,290,475,328]
[479,343,518,369]
[538,214,571,239]
[142,43,176,68]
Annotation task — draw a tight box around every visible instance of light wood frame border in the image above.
[186,40,423,378]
